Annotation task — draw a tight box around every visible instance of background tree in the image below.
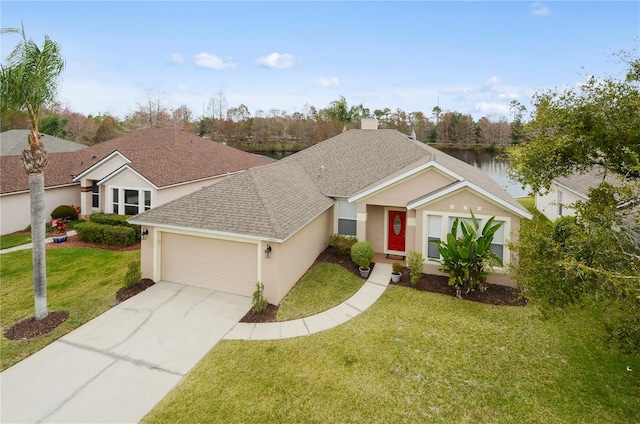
[0,24,65,320]
[510,53,640,353]
[93,115,121,143]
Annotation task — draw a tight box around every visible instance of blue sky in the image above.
[1,1,638,121]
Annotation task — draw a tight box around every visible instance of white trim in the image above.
[98,165,158,190]
[108,186,154,215]
[384,207,407,255]
[348,161,463,203]
[407,181,533,220]
[130,221,285,243]
[1,182,79,196]
[72,151,131,182]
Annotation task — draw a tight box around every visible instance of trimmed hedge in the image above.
[90,213,141,241]
[51,205,79,220]
[75,222,137,247]
[329,233,358,256]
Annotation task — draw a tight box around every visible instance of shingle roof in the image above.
[0,128,270,194]
[132,160,334,241]
[0,130,86,156]
[131,129,530,240]
[554,166,623,197]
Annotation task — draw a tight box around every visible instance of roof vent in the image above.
[318,165,326,178]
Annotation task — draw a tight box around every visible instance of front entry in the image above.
[387,210,406,253]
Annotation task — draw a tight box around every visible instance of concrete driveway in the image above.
[1,282,251,423]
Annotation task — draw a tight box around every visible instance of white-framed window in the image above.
[557,190,563,216]
[111,187,152,215]
[92,181,100,209]
[337,199,357,236]
[423,212,509,266]
[426,215,441,259]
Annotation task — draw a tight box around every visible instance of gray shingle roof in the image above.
[0,130,86,156]
[132,129,531,240]
[133,160,334,241]
[555,166,623,197]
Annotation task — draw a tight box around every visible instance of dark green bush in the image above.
[75,222,137,246]
[90,213,141,241]
[123,260,142,287]
[51,205,78,220]
[329,233,358,256]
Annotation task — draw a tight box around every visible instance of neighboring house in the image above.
[535,166,621,222]
[0,129,87,155]
[130,120,533,305]
[0,128,270,235]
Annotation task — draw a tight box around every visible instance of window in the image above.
[112,188,119,214]
[426,215,441,259]
[337,199,357,236]
[490,220,506,263]
[111,188,152,215]
[92,181,99,209]
[557,190,563,216]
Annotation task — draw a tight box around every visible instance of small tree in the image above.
[437,212,502,298]
[123,261,141,287]
[251,282,268,314]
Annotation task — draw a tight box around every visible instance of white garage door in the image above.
[161,233,257,297]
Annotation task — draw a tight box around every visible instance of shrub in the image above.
[123,260,141,287]
[251,282,268,314]
[329,233,358,256]
[392,262,403,274]
[350,241,374,268]
[75,222,137,246]
[90,213,142,241]
[51,205,78,221]
[406,251,425,287]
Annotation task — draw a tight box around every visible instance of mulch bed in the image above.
[116,279,155,303]
[3,311,69,340]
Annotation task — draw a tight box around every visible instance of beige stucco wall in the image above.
[261,208,333,304]
[1,185,80,235]
[535,182,584,222]
[139,227,155,279]
[362,168,454,207]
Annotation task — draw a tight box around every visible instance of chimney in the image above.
[360,118,378,130]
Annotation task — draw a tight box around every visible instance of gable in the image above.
[351,166,457,207]
[73,151,131,182]
[100,165,156,189]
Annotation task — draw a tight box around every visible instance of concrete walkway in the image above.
[0,230,78,254]
[225,262,391,341]
[0,282,252,424]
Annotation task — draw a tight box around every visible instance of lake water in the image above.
[439,148,529,198]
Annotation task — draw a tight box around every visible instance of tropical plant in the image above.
[350,241,374,269]
[406,251,424,287]
[0,24,65,320]
[437,213,503,297]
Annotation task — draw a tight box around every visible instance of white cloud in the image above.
[486,75,501,85]
[314,77,341,88]
[253,52,301,69]
[529,2,551,16]
[194,52,237,70]
[475,102,511,115]
[170,54,184,64]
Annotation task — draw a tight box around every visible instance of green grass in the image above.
[276,262,364,321]
[517,196,550,225]
[0,247,140,370]
[0,233,32,250]
[144,287,640,424]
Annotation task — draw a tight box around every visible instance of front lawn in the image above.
[144,287,640,423]
[0,247,140,370]
[276,262,364,321]
[0,233,32,250]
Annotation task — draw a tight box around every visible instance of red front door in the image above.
[387,210,406,252]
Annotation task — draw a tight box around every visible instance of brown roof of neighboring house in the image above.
[0,128,270,194]
[131,129,531,240]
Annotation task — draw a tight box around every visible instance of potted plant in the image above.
[350,241,374,279]
[391,262,403,283]
[51,218,68,243]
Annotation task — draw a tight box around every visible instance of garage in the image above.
[160,232,258,297]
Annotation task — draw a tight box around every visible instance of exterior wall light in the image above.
[141,228,149,240]
[264,243,272,258]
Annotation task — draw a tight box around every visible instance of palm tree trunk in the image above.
[22,129,48,320]
[29,173,48,320]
